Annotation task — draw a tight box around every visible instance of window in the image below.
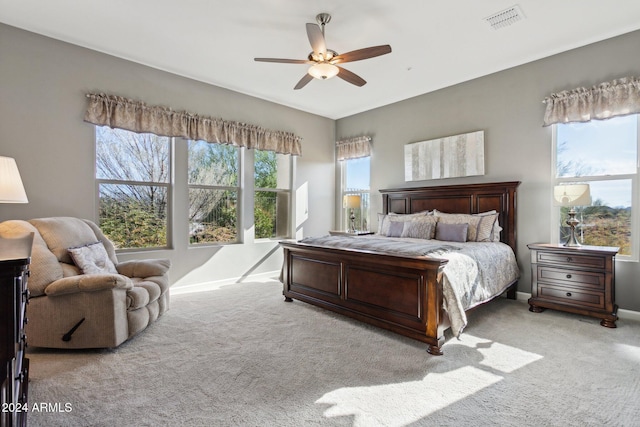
[254,150,291,239]
[341,156,371,231]
[188,141,240,244]
[553,115,639,257]
[95,127,171,249]
[97,130,292,248]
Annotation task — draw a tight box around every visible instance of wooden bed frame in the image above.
[280,181,520,355]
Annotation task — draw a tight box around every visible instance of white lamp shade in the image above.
[0,156,28,203]
[343,195,361,209]
[554,184,590,207]
[308,63,339,80]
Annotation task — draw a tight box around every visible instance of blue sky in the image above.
[557,114,637,208]
[345,157,370,190]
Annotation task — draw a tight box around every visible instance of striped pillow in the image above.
[474,210,501,242]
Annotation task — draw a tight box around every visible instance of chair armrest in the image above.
[45,274,133,297]
[116,259,171,278]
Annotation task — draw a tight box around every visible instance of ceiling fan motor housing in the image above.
[316,13,331,28]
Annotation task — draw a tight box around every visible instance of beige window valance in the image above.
[84,93,302,156]
[542,76,640,127]
[336,136,372,161]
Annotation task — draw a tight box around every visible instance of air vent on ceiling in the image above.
[484,5,525,30]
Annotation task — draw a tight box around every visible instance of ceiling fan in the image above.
[254,13,392,90]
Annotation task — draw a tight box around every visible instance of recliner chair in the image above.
[0,217,170,349]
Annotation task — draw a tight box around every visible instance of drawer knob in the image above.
[566,292,572,297]
[566,274,572,279]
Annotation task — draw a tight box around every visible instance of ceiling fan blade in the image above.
[254,58,313,64]
[294,73,314,90]
[332,45,392,64]
[336,66,366,87]
[306,23,327,57]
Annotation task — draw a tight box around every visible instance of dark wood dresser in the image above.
[527,243,619,327]
[1,237,32,427]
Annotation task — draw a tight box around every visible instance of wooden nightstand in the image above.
[328,230,374,236]
[527,243,619,327]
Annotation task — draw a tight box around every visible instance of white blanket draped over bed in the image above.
[298,235,520,336]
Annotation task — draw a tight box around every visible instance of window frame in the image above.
[340,156,371,232]
[94,127,173,252]
[253,149,293,240]
[95,130,296,250]
[550,115,640,261]
[187,140,241,246]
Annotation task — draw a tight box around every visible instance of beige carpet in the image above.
[26,278,640,427]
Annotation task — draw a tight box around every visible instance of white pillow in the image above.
[377,211,429,235]
[434,209,499,242]
[68,241,118,274]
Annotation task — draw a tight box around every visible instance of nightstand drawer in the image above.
[538,285,605,309]
[537,266,604,290]
[537,251,605,269]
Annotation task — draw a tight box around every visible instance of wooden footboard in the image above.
[281,241,449,355]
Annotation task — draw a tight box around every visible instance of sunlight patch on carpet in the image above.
[316,334,543,426]
[457,334,544,373]
[317,366,501,426]
[614,343,640,362]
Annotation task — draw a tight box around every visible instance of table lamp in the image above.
[0,156,28,204]
[554,184,590,247]
[343,195,361,233]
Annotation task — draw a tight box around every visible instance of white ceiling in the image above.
[2,1,640,120]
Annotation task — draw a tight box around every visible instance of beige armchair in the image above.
[0,217,170,349]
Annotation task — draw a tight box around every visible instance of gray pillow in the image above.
[435,223,468,242]
[387,221,405,237]
[68,241,118,274]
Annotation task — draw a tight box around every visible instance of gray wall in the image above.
[336,29,640,312]
[0,24,335,290]
[2,21,639,312]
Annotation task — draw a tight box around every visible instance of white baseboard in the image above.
[618,308,640,322]
[515,291,640,322]
[171,270,281,296]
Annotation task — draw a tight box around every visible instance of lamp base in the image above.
[563,233,582,247]
[349,209,357,233]
[563,209,581,247]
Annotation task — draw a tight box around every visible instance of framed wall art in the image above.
[404,130,485,181]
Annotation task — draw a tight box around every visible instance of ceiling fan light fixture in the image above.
[308,63,339,80]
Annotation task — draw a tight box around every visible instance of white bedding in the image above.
[298,235,520,336]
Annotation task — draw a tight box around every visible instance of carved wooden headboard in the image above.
[380,181,520,254]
